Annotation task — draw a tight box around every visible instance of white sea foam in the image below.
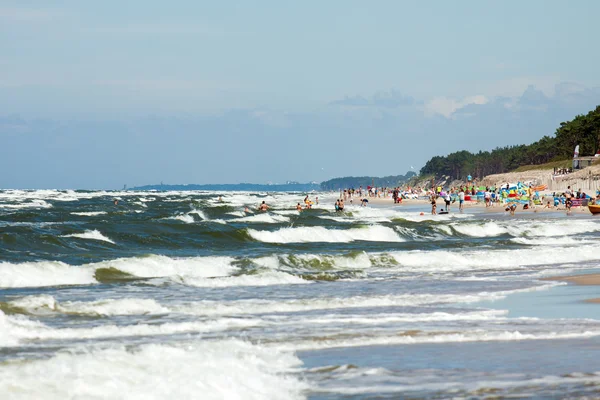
[0,311,261,345]
[276,309,509,326]
[283,328,600,351]
[94,255,237,279]
[0,339,306,400]
[188,209,207,220]
[0,261,96,288]
[182,269,309,288]
[248,225,404,243]
[254,252,373,270]
[443,219,600,238]
[8,295,170,316]
[175,289,531,317]
[230,213,290,224]
[388,244,600,273]
[70,211,108,216]
[0,199,53,209]
[164,214,195,223]
[62,229,115,244]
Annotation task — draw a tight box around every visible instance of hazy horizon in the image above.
[2,1,600,189]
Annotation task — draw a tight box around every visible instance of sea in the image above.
[1,189,600,399]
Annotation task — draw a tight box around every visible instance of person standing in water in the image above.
[431,195,437,215]
[258,201,269,211]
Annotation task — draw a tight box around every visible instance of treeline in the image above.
[420,105,600,180]
[320,171,417,190]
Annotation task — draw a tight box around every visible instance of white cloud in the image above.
[425,95,488,118]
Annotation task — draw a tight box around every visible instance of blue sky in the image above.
[1,1,600,188]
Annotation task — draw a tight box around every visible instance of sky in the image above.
[1,1,600,189]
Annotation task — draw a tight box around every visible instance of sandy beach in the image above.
[543,274,600,303]
[345,194,597,216]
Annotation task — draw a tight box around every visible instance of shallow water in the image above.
[1,189,600,399]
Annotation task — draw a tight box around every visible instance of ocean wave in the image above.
[70,211,108,216]
[439,219,600,238]
[254,252,374,271]
[0,261,97,288]
[62,229,115,244]
[282,328,600,351]
[0,200,53,209]
[388,244,600,273]
[0,339,306,399]
[0,255,310,289]
[230,213,290,224]
[163,214,195,223]
[3,295,170,317]
[175,289,531,317]
[247,225,404,243]
[180,269,309,288]
[0,308,261,343]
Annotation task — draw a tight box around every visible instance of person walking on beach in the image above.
[444,192,451,212]
[458,189,465,212]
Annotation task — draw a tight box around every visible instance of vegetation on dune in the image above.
[513,159,572,172]
[420,105,600,180]
[320,172,417,191]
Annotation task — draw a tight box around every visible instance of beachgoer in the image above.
[113,199,118,206]
[361,198,368,207]
[244,206,250,213]
[258,201,269,211]
[444,192,451,211]
[338,199,345,211]
[431,195,437,215]
[296,203,302,211]
[458,190,465,212]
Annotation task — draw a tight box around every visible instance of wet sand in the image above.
[543,274,600,303]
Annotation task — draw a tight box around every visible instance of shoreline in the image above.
[543,274,600,303]
[344,195,595,216]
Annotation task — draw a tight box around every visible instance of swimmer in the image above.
[258,201,269,211]
[113,199,118,206]
[296,203,303,211]
[244,206,250,213]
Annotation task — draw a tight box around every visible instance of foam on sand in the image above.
[62,229,115,244]
[177,288,541,317]
[247,225,404,243]
[0,339,307,400]
[283,328,600,351]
